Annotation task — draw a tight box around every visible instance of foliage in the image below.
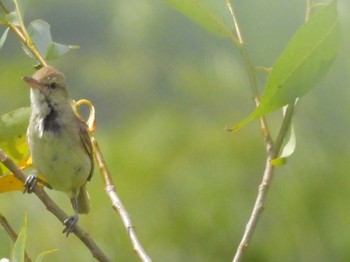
[0,0,349,261]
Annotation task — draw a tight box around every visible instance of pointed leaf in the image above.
[11,214,27,262]
[35,249,59,262]
[0,28,9,49]
[26,19,52,58]
[271,120,296,166]
[164,0,233,38]
[46,42,79,60]
[25,19,78,61]
[232,0,340,131]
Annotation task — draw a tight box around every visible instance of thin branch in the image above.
[225,0,274,149]
[13,0,28,40]
[1,2,150,261]
[224,1,298,261]
[232,102,295,262]
[232,157,275,262]
[92,138,152,262]
[0,150,110,262]
[0,212,32,262]
[74,99,151,261]
[305,0,313,22]
[0,0,47,67]
[225,0,243,45]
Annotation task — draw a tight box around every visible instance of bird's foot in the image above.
[23,175,52,194]
[63,215,79,237]
[23,175,38,193]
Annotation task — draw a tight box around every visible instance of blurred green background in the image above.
[1,0,350,261]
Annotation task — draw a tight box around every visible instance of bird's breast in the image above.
[27,118,91,194]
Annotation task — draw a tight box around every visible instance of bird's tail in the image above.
[77,184,90,214]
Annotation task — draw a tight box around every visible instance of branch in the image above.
[232,157,275,262]
[224,1,297,261]
[0,0,47,67]
[0,212,32,262]
[1,1,151,260]
[0,150,110,262]
[225,0,274,149]
[92,138,152,262]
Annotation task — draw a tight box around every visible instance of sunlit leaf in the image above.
[0,172,48,194]
[164,0,233,38]
[0,107,30,176]
[231,0,340,131]
[0,156,33,193]
[25,19,78,61]
[0,28,9,49]
[0,174,24,192]
[11,214,27,262]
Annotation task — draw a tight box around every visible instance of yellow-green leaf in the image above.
[35,249,59,262]
[0,107,30,175]
[25,19,78,61]
[11,214,27,262]
[231,0,340,131]
[164,0,233,38]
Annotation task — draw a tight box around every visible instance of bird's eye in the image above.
[49,82,57,89]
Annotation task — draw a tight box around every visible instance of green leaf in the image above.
[231,0,340,131]
[11,214,27,262]
[0,226,11,260]
[0,107,30,175]
[27,19,52,57]
[46,42,79,61]
[25,19,78,61]
[0,28,9,49]
[35,249,59,262]
[164,0,233,38]
[5,11,20,26]
[271,105,297,166]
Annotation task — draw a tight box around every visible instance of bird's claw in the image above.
[23,175,38,194]
[63,215,79,237]
[23,175,52,194]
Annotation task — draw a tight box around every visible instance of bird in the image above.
[23,66,94,236]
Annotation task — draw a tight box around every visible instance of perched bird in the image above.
[23,66,94,236]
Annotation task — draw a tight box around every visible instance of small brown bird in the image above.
[23,66,94,236]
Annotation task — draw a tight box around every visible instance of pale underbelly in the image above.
[29,132,91,195]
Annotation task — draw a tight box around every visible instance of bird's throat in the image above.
[43,106,61,134]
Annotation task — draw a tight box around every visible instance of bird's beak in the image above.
[22,76,43,90]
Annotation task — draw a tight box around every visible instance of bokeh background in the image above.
[1,0,350,261]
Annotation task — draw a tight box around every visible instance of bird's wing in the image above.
[78,119,94,181]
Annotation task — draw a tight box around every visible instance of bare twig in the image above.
[0,212,32,262]
[0,150,110,262]
[232,157,275,262]
[73,99,151,261]
[92,138,152,262]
